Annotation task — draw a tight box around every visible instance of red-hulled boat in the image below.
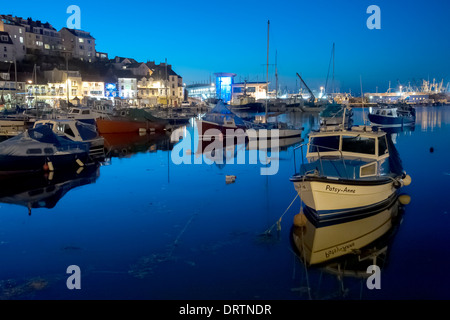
[96,108,169,134]
[195,100,248,138]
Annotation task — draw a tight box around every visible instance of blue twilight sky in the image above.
[2,0,450,94]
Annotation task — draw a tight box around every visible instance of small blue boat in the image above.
[0,125,90,174]
[368,104,416,128]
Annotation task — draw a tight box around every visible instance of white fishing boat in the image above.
[290,124,411,223]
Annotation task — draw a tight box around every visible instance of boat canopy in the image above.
[204,100,246,126]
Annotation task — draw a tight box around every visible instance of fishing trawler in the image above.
[290,124,411,224]
[368,104,416,128]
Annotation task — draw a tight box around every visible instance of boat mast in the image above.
[265,19,269,122]
[360,75,366,126]
[332,43,335,98]
[275,49,278,100]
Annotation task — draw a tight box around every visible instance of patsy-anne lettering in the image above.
[325,185,356,194]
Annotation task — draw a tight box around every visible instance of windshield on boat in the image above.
[309,135,340,153]
[342,135,375,155]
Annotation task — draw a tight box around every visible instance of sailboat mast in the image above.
[265,20,269,120]
[332,43,335,96]
[275,50,278,99]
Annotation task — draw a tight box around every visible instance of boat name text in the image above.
[325,185,356,194]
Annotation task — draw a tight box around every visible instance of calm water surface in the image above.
[0,106,449,300]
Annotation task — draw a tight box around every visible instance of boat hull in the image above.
[290,175,398,222]
[0,152,89,175]
[368,113,415,127]
[96,118,167,134]
[196,119,247,138]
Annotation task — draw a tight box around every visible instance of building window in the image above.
[79,38,84,43]
[3,47,6,52]
[19,37,23,43]
[1,35,8,42]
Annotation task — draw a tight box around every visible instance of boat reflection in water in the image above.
[290,194,410,298]
[193,132,303,169]
[102,131,174,159]
[0,163,100,215]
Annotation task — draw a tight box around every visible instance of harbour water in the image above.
[0,106,449,300]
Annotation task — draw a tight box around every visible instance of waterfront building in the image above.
[231,81,267,104]
[59,28,96,62]
[0,62,26,106]
[3,15,62,57]
[214,72,235,103]
[81,79,105,99]
[137,76,167,107]
[39,68,83,106]
[146,61,183,107]
[0,17,26,61]
[185,83,215,102]
[118,77,138,104]
[0,31,15,63]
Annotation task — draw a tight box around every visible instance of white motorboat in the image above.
[290,125,411,223]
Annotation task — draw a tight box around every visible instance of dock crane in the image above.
[296,72,315,105]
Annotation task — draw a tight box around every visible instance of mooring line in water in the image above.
[263,193,299,235]
[167,214,196,257]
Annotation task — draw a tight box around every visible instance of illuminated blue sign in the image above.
[105,83,118,98]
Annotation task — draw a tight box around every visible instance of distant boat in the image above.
[229,92,264,113]
[196,100,248,138]
[0,113,35,137]
[96,108,169,134]
[290,125,411,224]
[368,104,416,128]
[0,125,89,174]
[319,103,353,128]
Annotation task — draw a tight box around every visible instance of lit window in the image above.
[79,38,84,43]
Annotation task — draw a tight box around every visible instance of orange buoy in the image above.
[293,213,307,227]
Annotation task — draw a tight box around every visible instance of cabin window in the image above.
[387,111,393,116]
[381,111,386,115]
[44,148,54,154]
[64,125,75,138]
[378,136,388,156]
[71,109,80,114]
[309,136,340,153]
[342,136,375,155]
[360,162,377,177]
[27,148,42,154]
[82,110,90,115]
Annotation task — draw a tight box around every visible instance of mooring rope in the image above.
[264,193,299,235]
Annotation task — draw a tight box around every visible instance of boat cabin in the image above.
[33,119,105,159]
[302,126,393,179]
[371,107,399,118]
